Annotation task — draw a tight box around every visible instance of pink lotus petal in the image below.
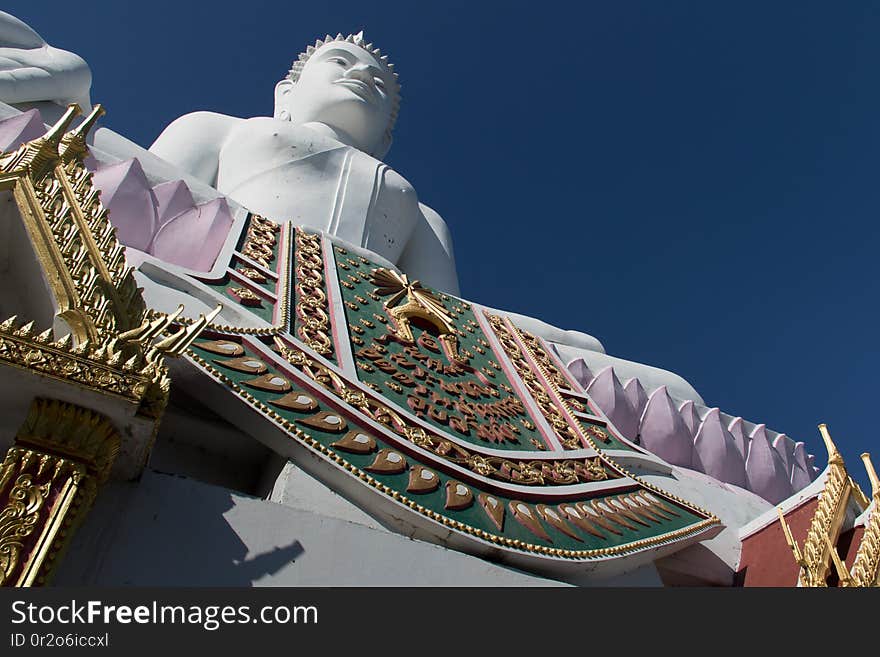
[624,377,649,421]
[745,424,795,504]
[91,158,158,252]
[150,197,233,271]
[566,357,594,390]
[585,366,639,440]
[638,385,694,468]
[694,408,747,488]
[0,108,44,151]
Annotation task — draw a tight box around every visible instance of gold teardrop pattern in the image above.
[510,501,551,542]
[243,373,292,393]
[198,340,244,357]
[331,430,377,455]
[444,481,473,510]
[406,466,440,493]
[214,356,267,374]
[608,497,651,528]
[365,448,408,474]
[298,411,348,433]
[271,391,319,412]
[536,504,582,542]
[478,493,505,531]
[558,503,607,540]
[578,502,623,535]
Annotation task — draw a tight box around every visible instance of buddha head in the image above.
[275,32,400,159]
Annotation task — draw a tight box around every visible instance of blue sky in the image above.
[8,1,879,491]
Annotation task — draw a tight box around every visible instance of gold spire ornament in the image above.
[0,104,220,586]
[778,425,878,586]
[847,453,880,586]
[59,103,105,162]
[0,104,81,180]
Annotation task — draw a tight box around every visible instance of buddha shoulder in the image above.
[149,111,243,183]
[151,111,242,157]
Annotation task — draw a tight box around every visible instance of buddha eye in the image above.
[329,57,347,66]
[374,78,385,89]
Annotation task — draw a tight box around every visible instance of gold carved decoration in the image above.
[778,425,877,587]
[267,337,611,486]
[0,399,120,587]
[188,345,720,560]
[0,104,222,585]
[0,471,49,585]
[845,454,880,587]
[295,229,333,354]
[0,104,222,407]
[370,268,459,359]
[241,214,279,270]
[487,313,591,449]
[484,312,718,522]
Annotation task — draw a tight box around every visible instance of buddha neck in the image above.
[296,121,380,158]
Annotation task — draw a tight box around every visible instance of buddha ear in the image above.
[274,79,294,120]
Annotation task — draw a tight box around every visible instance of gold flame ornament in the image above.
[369,269,460,359]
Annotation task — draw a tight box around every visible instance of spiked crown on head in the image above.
[288,31,401,139]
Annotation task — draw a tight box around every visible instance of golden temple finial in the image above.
[0,103,82,179]
[818,423,844,466]
[59,103,105,162]
[43,104,83,146]
[862,453,879,497]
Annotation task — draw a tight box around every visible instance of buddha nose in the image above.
[344,63,375,84]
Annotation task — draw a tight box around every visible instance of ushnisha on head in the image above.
[274,32,401,159]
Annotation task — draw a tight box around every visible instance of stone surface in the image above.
[772,434,794,476]
[0,11,92,110]
[54,470,568,586]
[790,442,814,490]
[153,179,196,227]
[567,357,594,389]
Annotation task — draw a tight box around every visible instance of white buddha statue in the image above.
[0,20,704,406]
[149,32,461,295]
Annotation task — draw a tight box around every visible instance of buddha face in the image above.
[275,40,397,157]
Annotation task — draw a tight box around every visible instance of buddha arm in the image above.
[397,203,461,296]
[149,111,239,188]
